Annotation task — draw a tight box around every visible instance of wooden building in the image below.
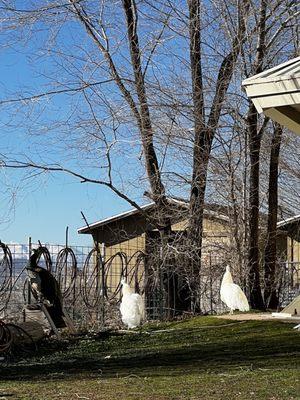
[78,200,231,268]
[277,216,300,298]
[78,200,232,315]
[78,200,230,252]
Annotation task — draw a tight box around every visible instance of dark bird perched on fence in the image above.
[26,249,66,328]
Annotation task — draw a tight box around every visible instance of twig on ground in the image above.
[75,394,90,400]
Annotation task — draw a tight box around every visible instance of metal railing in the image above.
[279,261,300,307]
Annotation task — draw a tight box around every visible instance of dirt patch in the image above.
[215,312,300,323]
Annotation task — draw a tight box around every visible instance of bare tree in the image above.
[0,0,251,310]
[0,0,298,313]
[242,0,298,309]
[264,123,283,308]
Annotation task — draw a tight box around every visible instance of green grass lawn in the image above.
[0,316,299,399]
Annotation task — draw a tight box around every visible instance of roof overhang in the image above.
[78,202,156,234]
[242,56,300,134]
[78,199,230,246]
[77,199,190,245]
[277,214,300,229]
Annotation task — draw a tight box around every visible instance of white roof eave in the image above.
[242,57,300,135]
[242,56,300,85]
[277,214,300,228]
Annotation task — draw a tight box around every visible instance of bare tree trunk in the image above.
[246,0,268,310]
[229,161,245,279]
[187,0,205,242]
[264,123,283,309]
[186,0,207,310]
[247,105,265,309]
[123,0,166,204]
[186,0,248,311]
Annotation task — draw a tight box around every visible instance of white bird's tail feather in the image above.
[221,283,249,311]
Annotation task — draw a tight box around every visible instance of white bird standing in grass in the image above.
[220,265,250,314]
[120,278,145,329]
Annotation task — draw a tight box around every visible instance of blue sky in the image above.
[0,172,129,246]
[0,18,143,246]
[0,2,194,246]
[0,1,234,246]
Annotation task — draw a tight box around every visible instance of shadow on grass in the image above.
[1,320,299,381]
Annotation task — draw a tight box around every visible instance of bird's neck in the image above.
[221,271,233,285]
[122,284,133,296]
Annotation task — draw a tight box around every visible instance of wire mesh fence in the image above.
[0,240,149,329]
[0,239,299,330]
[0,242,93,326]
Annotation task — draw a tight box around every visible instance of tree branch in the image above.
[1,159,145,213]
[122,0,166,202]
[69,0,142,127]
